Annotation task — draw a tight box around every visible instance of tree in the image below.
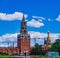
[50,39,60,55]
[30,43,42,55]
[0,52,8,55]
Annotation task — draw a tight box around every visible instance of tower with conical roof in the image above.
[42,31,51,53]
[44,31,51,45]
[46,31,51,47]
[17,14,30,54]
[20,15,27,35]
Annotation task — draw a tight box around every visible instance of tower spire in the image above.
[47,31,50,41]
[20,14,27,35]
[22,14,25,22]
[47,31,51,46]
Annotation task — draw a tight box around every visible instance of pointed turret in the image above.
[47,31,50,41]
[47,31,51,47]
[20,14,27,36]
[42,31,51,53]
[22,14,25,22]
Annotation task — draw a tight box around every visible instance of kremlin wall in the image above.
[0,15,51,55]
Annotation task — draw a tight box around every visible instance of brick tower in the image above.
[17,14,30,54]
[46,31,51,47]
[42,31,51,53]
[47,31,51,45]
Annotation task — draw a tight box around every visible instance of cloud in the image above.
[0,33,19,42]
[0,12,27,21]
[29,31,60,39]
[0,43,17,47]
[0,31,60,47]
[48,18,53,22]
[29,31,47,39]
[0,44,8,47]
[0,33,19,47]
[48,18,51,21]
[32,16,45,20]
[38,19,42,22]
[56,15,60,21]
[29,31,60,43]
[27,19,44,28]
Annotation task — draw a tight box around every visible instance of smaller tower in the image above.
[47,31,51,47]
[42,31,51,53]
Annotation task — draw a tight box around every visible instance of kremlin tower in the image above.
[42,31,51,53]
[17,14,31,54]
[47,31,51,47]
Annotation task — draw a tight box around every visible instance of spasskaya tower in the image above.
[17,14,31,54]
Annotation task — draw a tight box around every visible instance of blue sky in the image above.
[0,0,60,47]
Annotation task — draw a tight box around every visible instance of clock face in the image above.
[22,26,24,29]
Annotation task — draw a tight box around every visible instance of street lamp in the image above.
[34,38,36,46]
[24,48,28,58]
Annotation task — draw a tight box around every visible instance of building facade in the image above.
[17,15,31,54]
[0,15,31,55]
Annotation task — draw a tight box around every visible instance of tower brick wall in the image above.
[17,14,31,54]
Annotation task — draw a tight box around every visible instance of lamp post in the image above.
[24,49,28,58]
[34,38,36,55]
[7,41,9,47]
[34,38,36,46]
[6,41,9,54]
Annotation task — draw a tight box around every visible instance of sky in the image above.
[0,0,60,47]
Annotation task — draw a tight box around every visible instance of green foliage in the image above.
[0,52,8,55]
[50,39,60,55]
[0,55,13,58]
[31,43,42,55]
[0,52,12,58]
